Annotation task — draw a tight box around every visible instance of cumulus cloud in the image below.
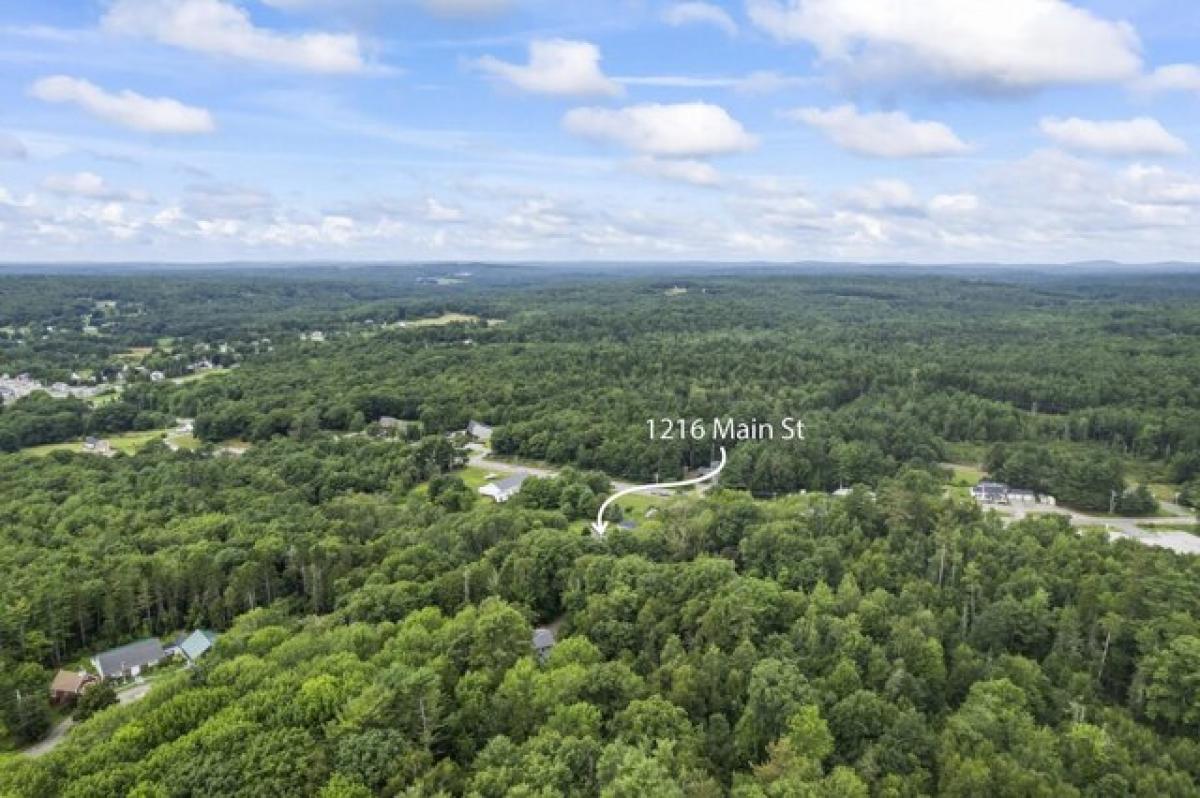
[29,76,216,134]
[841,179,921,212]
[476,40,622,97]
[663,2,739,36]
[43,172,151,202]
[0,133,27,160]
[103,0,365,73]
[1133,64,1200,95]
[563,102,757,157]
[746,0,1142,91]
[788,104,968,158]
[629,156,722,186]
[1040,116,1188,157]
[424,198,465,222]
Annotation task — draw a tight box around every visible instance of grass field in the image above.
[408,313,481,327]
[172,367,231,384]
[89,389,123,407]
[116,347,153,361]
[22,429,172,457]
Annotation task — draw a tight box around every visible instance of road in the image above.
[996,500,1200,555]
[21,679,154,758]
[466,445,645,493]
[469,446,1198,555]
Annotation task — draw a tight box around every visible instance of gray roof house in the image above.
[179,630,218,663]
[532,628,556,661]
[478,472,528,503]
[92,638,166,680]
[467,420,494,441]
[971,481,1010,504]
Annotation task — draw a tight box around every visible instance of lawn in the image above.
[408,313,481,327]
[22,429,173,457]
[172,367,231,384]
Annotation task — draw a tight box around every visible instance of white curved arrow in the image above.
[592,446,727,536]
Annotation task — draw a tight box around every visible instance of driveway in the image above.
[22,718,73,758]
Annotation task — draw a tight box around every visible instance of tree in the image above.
[75,681,118,721]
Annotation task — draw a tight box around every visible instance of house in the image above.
[378,416,402,431]
[532,628,556,661]
[467,420,493,441]
[479,472,528,503]
[150,371,165,382]
[91,638,166,681]
[83,437,114,456]
[49,670,95,704]
[971,481,1010,504]
[178,630,218,664]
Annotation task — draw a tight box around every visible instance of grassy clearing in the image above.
[946,463,985,487]
[22,429,172,457]
[408,313,480,327]
[116,347,153,361]
[172,368,231,384]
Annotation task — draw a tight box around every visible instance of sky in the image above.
[0,0,1199,263]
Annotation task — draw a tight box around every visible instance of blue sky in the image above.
[1,0,1199,262]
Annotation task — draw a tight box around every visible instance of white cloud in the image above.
[788,104,968,158]
[1133,64,1200,95]
[841,179,921,212]
[43,172,151,202]
[747,0,1142,91]
[630,156,722,186]
[103,0,365,73]
[0,133,27,160]
[1119,165,1200,206]
[424,198,465,222]
[564,102,757,157]
[1040,116,1188,157]
[618,70,811,94]
[29,76,216,134]
[929,193,980,215]
[663,2,739,36]
[476,39,622,97]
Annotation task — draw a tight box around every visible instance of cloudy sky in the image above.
[1,0,1199,263]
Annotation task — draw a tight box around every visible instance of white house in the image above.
[479,472,528,503]
[467,420,493,441]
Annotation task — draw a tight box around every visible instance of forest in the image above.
[1,265,1199,796]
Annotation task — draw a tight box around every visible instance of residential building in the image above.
[91,638,166,680]
[971,481,1010,504]
[178,630,218,664]
[532,628,556,661]
[50,670,95,704]
[479,472,528,503]
[467,420,493,441]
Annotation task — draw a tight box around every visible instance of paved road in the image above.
[996,501,1200,555]
[467,446,644,493]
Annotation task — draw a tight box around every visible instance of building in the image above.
[83,437,114,456]
[532,628,556,661]
[178,630,218,664]
[479,472,528,503]
[970,481,1053,506]
[92,638,166,681]
[50,670,95,704]
[378,416,402,431]
[467,420,493,441]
